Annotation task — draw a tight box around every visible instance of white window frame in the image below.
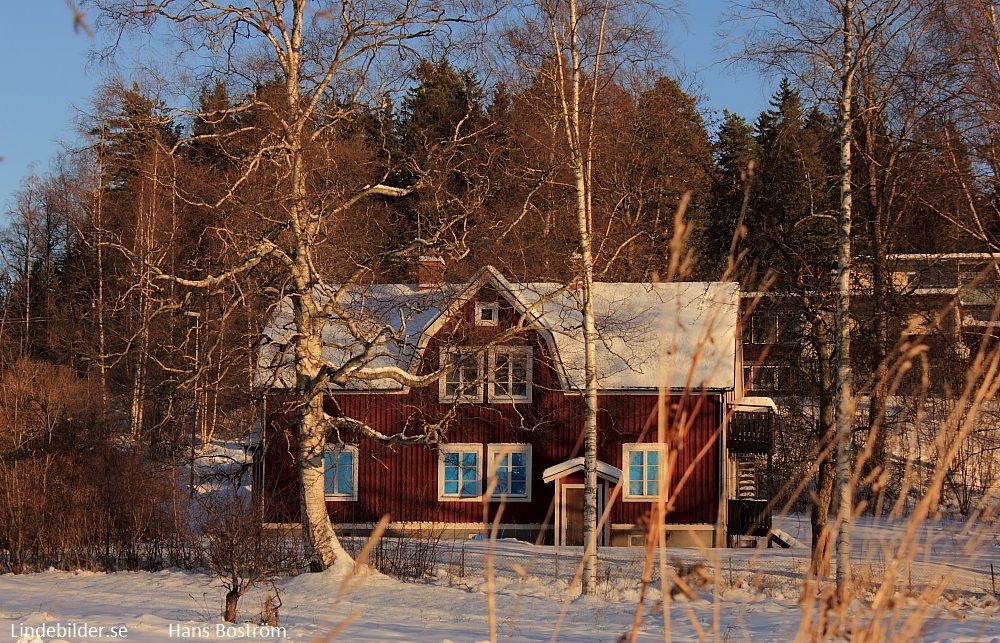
[487,444,532,502]
[622,443,667,501]
[438,444,483,501]
[439,350,484,403]
[488,346,533,403]
[475,301,499,326]
[748,313,779,345]
[744,364,797,392]
[745,365,778,392]
[323,445,358,501]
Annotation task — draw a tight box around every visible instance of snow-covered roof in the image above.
[887,253,1000,261]
[731,397,778,413]
[256,266,740,393]
[255,283,458,390]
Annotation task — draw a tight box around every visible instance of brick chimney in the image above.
[568,251,583,292]
[416,255,446,290]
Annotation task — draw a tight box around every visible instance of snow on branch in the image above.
[326,415,442,446]
[152,239,290,289]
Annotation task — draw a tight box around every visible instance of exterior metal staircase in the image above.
[736,455,758,499]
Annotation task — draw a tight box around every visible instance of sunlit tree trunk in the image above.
[834,0,857,597]
[93,141,110,411]
[558,0,600,595]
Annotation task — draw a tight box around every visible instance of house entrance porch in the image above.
[543,458,621,547]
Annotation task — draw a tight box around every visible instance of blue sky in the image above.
[0,1,773,217]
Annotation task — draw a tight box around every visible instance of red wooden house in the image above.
[255,264,774,547]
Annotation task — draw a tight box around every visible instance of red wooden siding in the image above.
[262,390,722,529]
[260,283,725,533]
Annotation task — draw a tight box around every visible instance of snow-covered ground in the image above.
[1,513,998,642]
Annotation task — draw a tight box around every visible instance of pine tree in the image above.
[395,59,496,262]
[709,110,759,277]
[746,80,838,292]
[600,76,714,280]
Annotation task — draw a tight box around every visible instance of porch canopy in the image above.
[542,457,622,484]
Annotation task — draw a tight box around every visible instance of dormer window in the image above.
[489,347,532,403]
[475,302,499,326]
[440,351,484,403]
[440,347,533,404]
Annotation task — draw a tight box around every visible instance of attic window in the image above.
[440,351,484,403]
[476,302,499,326]
[489,347,532,403]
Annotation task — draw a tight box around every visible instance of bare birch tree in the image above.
[927,1,1000,252]
[87,0,494,571]
[731,0,931,595]
[502,0,666,595]
[547,0,603,597]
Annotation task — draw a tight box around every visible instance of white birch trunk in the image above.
[578,194,599,596]
[23,208,31,358]
[562,0,600,595]
[289,239,344,568]
[130,161,154,438]
[284,8,343,565]
[834,0,856,597]
[292,296,344,571]
[205,320,222,448]
[94,145,109,410]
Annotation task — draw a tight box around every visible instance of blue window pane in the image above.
[337,467,353,495]
[443,449,480,497]
[323,452,336,495]
[489,449,529,498]
[626,448,664,497]
[629,464,643,481]
[325,450,354,497]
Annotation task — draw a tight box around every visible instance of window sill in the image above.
[437,495,484,502]
[489,494,532,503]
